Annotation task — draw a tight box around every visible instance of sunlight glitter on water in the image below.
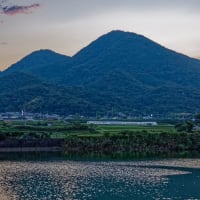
[0,159,200,200]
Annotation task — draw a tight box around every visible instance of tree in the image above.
[175,121,194,132]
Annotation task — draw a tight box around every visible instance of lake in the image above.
[0,156,200,199]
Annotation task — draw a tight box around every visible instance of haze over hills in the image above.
[1,30,200,116]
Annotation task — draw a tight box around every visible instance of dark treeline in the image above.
[64,132,200,156]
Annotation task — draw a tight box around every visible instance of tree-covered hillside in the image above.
[0,73,93,115]
[1,30,200,115]
[0,73,125,115]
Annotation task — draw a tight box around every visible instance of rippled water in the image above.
[0,158,200,200]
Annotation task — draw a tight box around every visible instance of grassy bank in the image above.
[0,120,175,139]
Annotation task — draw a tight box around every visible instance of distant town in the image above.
[0,111,194,122]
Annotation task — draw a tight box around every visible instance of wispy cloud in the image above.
[1,3,40,16]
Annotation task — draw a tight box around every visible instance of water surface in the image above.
[0,158,200,199]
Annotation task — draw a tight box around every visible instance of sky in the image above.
[0,0,200,70]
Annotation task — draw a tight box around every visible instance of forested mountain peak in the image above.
[4,49,70,74]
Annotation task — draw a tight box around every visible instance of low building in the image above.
[87,121,158,126]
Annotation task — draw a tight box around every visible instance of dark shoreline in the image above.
[0,151,200,162]
[0,147,62,152]
[0,138,64,152]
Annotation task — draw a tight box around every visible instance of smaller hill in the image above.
[3,50,71,81]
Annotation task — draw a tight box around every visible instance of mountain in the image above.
[3,49,71,82]
[64,30,200,88]
[4,31,200,88]
[2,30,200,115]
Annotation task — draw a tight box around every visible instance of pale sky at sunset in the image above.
[0,0,200,70]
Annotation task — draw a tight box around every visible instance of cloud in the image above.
[1,3,40,15]
[0,41,7,45]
